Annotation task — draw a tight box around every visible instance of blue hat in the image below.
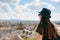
[38,8,51,18]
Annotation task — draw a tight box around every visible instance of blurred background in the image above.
[0,0,60,40]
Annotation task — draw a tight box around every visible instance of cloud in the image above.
[13,0,55,20]
[18,12,39,20]
[15,1,54,13]
[0,0,20,5]
[0,0,38,20]
[34,0,40,5]
[51,12,60,21]
[0,2,19,20]
[51,0,60,2]
[40,2,54,10]
[0,0,60,21]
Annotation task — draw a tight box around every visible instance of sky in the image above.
[0,0,60,21]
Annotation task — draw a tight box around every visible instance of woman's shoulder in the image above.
[51,21,59,30]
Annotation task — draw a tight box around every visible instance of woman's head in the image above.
[38,8,51,21]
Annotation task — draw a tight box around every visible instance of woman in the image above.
[36,8,60,40]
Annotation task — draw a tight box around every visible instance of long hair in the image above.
[36,16,59,39]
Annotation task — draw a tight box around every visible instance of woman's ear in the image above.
[38,15,42,21]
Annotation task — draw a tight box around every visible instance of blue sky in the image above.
[0,0,60,21]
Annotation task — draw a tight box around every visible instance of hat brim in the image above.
[38,12,51,18]
[38,12,41,16]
